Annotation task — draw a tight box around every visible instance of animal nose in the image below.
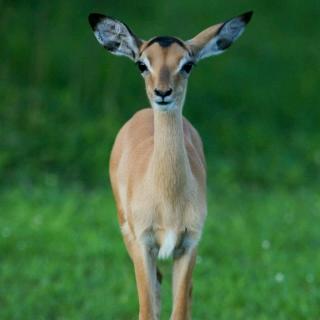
[154,88,172,98]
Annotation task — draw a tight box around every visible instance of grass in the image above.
[1,2,319,318]
[1,184,319,319]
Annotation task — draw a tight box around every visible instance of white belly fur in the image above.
[158,230,177,259]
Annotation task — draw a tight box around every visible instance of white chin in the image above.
[152,102,176,112]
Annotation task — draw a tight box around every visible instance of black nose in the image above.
[154,88,172,98]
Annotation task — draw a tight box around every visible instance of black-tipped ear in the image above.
[239,11,254,25]
[88,13,143,61]
[88,13,106,30]
[187,10,253,61]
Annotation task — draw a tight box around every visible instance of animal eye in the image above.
[181,62,194,74]
[137,61,148,73]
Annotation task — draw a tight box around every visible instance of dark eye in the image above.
[137,61,148,73]
[181,62,194,74]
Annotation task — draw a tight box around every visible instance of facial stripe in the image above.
[176,56,194,74]
[159,67,170,85]
[140,56,153,73]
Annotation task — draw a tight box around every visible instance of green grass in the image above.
[1,185,319,319]
[1,2,319,318]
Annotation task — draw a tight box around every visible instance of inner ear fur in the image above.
[187,23,223,57]
[187,11,253,60]
[88,13,143,61]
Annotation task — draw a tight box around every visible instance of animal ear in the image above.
[187,11,253,61]
[88,13,143,61]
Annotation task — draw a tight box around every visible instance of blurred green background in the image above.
[1,0,320,319]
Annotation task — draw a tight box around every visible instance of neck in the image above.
[151,107,191,196]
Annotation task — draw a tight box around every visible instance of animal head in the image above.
[89,11,253,112]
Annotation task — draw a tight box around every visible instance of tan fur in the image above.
[110,108,206,239]
[187,23,223,55]
[89,10,252,318]
[141,42,191,107]
[109,41,207,320]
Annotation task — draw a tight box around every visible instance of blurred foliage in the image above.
[0,0,319,187]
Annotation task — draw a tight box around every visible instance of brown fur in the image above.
[89,10,252,319]
[109,38,207,320]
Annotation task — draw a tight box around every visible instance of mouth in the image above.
[156,100,171,106]
[153,99,176,111]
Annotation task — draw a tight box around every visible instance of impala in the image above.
[88,10,253,319]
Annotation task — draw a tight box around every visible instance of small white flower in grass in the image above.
[2,227,11,238]
[196,256,203,264]
[262,240,270,250]
[32,215,42,227]
[306,273,314,284]
[275,272,285,283]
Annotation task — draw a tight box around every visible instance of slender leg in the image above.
[128,241,159,320]
[121,221,161,319]
[171,248,197,320]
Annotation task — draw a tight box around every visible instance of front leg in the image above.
[171,248,197,320]
[130,239,160,320]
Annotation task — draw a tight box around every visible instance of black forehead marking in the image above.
[144,36,187,50]
[139,36,193,58]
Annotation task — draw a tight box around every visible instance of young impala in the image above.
[89,11,252,319]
